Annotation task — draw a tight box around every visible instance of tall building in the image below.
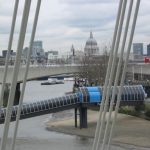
[84,32,99,56]
[147,44,150,56]
[133,43,143,60]
[2,50,13,57]
[133,43,143,55]
[31,41,45,59]
[22,41,45,64]
[71,44,75,56]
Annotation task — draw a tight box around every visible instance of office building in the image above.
[133,43,143,60]
[147,44,150,56]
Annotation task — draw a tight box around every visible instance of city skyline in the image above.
[0,0,150,54]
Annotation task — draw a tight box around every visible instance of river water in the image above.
[0,81,148,150]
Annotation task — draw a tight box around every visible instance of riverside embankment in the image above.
[46,110,150,149]
[0,81,150,150]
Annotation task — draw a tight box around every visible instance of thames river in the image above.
[0,81,148,150]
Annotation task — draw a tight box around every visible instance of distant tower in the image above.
[133,43,143,60]
[32,41,45,59]
[147,44,150,56]
[71,44,75,56]
[84,31,99,56]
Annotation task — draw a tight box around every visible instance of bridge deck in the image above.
[0,91,144,124]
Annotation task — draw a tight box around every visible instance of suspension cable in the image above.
[96,1,127,150]
[10,1,41,150]
[0,0,19,108]
[0,1,31,150]
[107,1,141,150]
[92,1,123,149]
[101,1,134,150]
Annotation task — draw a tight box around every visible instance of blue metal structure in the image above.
[78,85,146,103]
[0,85,146,124]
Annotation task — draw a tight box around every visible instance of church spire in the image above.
[90,31,93,39]
[71,44,75,56]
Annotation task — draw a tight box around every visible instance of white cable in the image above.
[96,1,127,150]
[0,1,31,150]
[107,1,141,150]
[101,1,133,150]
[92,1,123,149]
[0,0,19,108]
[10,1,41,150]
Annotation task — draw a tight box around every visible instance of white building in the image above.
[48,51,59,61]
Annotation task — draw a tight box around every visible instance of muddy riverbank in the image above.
[46,110,150,149]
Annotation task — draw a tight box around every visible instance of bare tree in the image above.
[78,46,124,86]
[79,52,109,86]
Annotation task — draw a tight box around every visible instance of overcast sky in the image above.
[0,0,150,55]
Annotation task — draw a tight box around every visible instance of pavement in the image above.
[46,110,150,148]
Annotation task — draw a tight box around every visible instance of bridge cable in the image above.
[0,0,19,108]
[92,1,123,150]
[0,1,31,150]
[95,1,127,150]
[107,1,141,150]
[101,1,134,150]
[10,1,42,150]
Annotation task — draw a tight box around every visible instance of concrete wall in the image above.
[0,63,149,83]
[127,63,150,75]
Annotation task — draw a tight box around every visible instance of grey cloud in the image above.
[0,0,150,52]
[65,17,114,30]
[60,0,117,4]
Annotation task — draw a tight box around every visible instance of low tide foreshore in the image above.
[45,110,150,149]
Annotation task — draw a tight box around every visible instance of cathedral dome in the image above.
[86,32,97,45]
[84,32,99,55]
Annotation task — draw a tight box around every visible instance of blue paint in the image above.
[78,85,146,103]
[89,92,102,103]
[86,87,100,92]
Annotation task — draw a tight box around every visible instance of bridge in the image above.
[0,65,81,83]
[0,85,146,128]
[0,63,149,83]
[0,0,146,150]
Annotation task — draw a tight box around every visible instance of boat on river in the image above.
[41,78,64,85]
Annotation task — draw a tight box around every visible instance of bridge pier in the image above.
[74,108,78,128]
[79,106,88,129]
[74,106,88,129]
[3,83,21,107]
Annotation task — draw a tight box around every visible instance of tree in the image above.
[79,52,109,86]
[78,46,124,86]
